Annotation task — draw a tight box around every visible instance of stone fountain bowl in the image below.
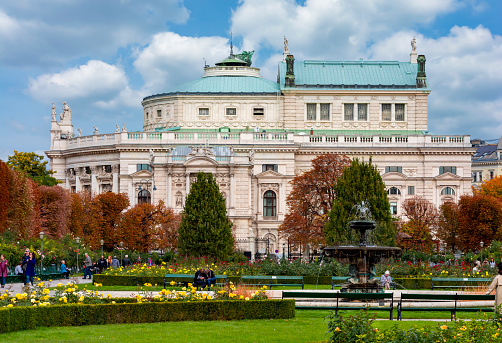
[323,246,401,265]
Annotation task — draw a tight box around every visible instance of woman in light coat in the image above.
[486,269,502,308]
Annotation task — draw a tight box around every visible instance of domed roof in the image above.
[144,76,280,100]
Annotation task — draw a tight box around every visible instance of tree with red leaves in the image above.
[0,160,10,233]
[457,194,502,252]
[436,201,460,252]
[279,154,351,248]
[400,196,438,252]
[38,185,72,238]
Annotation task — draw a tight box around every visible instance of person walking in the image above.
[107,255,113,269]
[98,256,107,273]
[26,252,36,286]
[122,255,131,267]
[111,256,120,268]
[0,254,8,288]
[486,269,502,308]
[83,253,92,279]
[60,260,70,279]
[21,248,30,286]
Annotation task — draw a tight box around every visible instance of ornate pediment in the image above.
[433,172,462,180]
[381,172,408,180]
[256,170,283,178]
[130,169,153,178]
[184,156,219,166]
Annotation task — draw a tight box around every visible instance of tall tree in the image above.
[38,185,72,238]
[177,172,234,259]
[457,194,502,252]
[477,175,502,199]
[7,151,60,186]
[279,154,351,247]
[400,196,438,252]
[0,160,10,233]
[436,201,460,252]
[325,158,396,246]
[118,201,181,252]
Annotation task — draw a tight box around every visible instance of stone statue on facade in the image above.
[121,123,127,132]
[248,149,255,162]
[93,126,99,135]
[411,37,417,53]
[115,124,120,133]
[284,36,289,52]
[60,101,71,121]
[77,128,82,137]
[149,149,155,164]
[51,103,57,121]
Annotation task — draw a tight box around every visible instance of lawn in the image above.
[1,310,447,343]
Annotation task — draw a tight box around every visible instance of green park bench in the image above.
[240,275,304,289]
[282,291,394,320]
[397,293,495,320]
[430,277,493,290]
[331,276,348,289]
[163,274,227,289]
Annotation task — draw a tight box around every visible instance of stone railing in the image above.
[53,131,471,151]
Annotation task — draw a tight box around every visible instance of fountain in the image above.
[323,201,401,292]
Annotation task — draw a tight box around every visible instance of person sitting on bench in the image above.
[381,270,392,290]
[205,268,216,291]
[193,268,207,289]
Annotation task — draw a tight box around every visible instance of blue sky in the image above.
[1,0,501,161]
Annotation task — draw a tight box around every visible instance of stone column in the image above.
[166,168,172,207]
[249,227,255,262]
[185,172,190,195]
[128,179,134,206]
[91,166,98,194]
[112,165,119,193]
[229,170,235,215]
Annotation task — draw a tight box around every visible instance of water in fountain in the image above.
[323,201,401,293]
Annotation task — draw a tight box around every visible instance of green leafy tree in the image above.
[7,151,60,186]
[177,172,234,259]
[325,158,396,246]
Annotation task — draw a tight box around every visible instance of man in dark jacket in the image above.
[193,268,207,289]
[21,249,30,285]
[123,255,131,267]
[205,268,217,291]
[98,256,107,273]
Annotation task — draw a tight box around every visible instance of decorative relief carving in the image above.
[175,191,183,206]
[390,96,396,100]
[408,96,415,100]
[333,96,341,100]
[403,168,417,176]
[259,183,279,192]
[353,96,358,100]
[371,96,378,100]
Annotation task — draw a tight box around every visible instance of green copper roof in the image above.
[215,57,248,66]
[278,60,427,90]
[144,76,280,100]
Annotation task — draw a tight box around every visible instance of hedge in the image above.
[0,299,295,334]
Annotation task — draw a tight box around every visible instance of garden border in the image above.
[0,299,295,334]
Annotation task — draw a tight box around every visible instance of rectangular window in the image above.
[408,186,415,195]
[157,109,162,117]
[307,104,317,121]
[104,165,112,173]
[395,104,405,121]
[385,166,403,173]
[439,166,457,175]
[382,104,392,121]
[262,164,278,173]
[390,202,398,215]
[472,172,477,182]
[199,108,209,116]
[136,164,152,172]
[253,108,264,116]
[320,103,330,121]
[490,171,494,180]
[226,108,236,116]
[344,104,354,121]
[358,104,368,121]
[85,167,91,174]
[479,172,483,182]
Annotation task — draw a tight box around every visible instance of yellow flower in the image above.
[79,296,85,302]
[240,295,244,299]
[170,281,176,286]
[6,304,13,308]
[440,325,447,330]
[334,327,341,332]
[245,297,249,301]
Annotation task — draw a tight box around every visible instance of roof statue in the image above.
[93,126,99,135]
[121,123,127,132]
[115,124,120,133]
[77,128,82,137]
[234,50,254,67]
[60,101,71,121]
[411,37,417,53]
[51,103,57,121]
[284,36,289,52]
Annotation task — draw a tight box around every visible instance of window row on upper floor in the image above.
[305,103,407,122]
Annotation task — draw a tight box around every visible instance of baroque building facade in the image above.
[46,41,474,256]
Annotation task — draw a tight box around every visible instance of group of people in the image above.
[193,268,216,290]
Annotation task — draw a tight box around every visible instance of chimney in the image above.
[416,55,427,88]
[285,54,295,87]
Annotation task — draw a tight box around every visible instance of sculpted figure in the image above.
[121,123,127,132]
[115,124,120,133]
[411,36,417,52]
[77,128,82,137]
[51,103,57,121]
[93,126,99,135]
[60,101,71,121]
[284,36,289,51]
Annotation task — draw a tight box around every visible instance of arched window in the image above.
[138,190,151,204]
[263,190,277,217]
[387,187,401,195]
[441,187,455,195]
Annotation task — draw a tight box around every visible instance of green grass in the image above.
[0,310,445,343]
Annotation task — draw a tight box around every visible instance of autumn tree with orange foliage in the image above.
[457,194,502,252]
[436,201,460,252]
[477,175,502,199]
[118,201,181,251]
[279,154,351,248]
[0,160,10,233]
[399,196,438,252]
[38,185,72,238]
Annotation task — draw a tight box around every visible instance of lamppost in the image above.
[100,239,104,256]
[138,179,157,204]
[480,241,484,263]
[120,241,124,266]
[444,242,447,262]
[39,231,45,275]
[76,237,80,274]
[282,243,285,260]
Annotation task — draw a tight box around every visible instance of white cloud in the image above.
[0,9,19,36]
[134,32,230,93]
[28,60,129,102]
